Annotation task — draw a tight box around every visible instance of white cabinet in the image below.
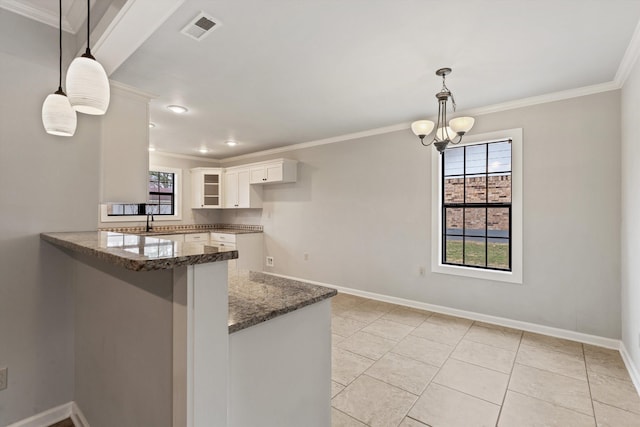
[224,168,262,209]
[249,159,297,184]
[191,168,223,209]
[211,232,263,271]
[184,232,210,242]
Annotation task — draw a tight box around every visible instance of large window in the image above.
[431,128,522,284]
[442,141,511,271]
[100,166,182,222]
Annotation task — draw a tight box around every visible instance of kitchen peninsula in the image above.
[40,231,335,427]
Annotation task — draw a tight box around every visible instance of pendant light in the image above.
[42,0,77,137]
[66,0,110,115]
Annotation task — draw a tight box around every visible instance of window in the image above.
[431,128,522,284]
[100,166,182,222]
[442,141,511,271]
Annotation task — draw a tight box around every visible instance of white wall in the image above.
[222,90,622,339]
[97,152,222,228]
[0,11,102,425]
[621,58,640,374]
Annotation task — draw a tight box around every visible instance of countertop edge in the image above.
[228,290,336,333]
[41,232,238,272]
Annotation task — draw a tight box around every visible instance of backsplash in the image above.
[99,223,263,233]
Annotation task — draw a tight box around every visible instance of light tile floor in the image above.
[330,293,640,427]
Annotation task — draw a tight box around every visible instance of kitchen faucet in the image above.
[146,212,154,232]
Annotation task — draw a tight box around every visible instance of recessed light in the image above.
[148,146,156,152]
[167,105,188,114]
[149,122,156,128]
[225,140,237,146]
[199,148,208,154]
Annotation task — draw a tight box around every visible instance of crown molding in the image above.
[615,17,640,87]
[151,151,221,164]
[461,81,620,118]
[220,122,411,163]
[110,80,158,100]
[219,79,621,163]
[0,0,76,33]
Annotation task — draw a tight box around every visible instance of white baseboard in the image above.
[7,401,89,427]
[620,342,640,396]
[266,272,621,350]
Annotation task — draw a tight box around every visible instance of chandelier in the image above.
[411,68,475,153]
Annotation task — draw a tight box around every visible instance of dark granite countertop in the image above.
[228,271,336,333]
[41,231,238,271]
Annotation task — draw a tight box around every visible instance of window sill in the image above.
[432,262,522,284]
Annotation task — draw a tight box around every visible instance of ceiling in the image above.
[6,0,640,159]
[0,0,96,33]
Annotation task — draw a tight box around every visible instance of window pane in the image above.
[464,208,486,237]
[465,176,486,203]
[488,174,511,203]
[464,239,486,267]
[159,205,173,215]
[444,177,464,203]
[488,141,511,173]
[465,144,486,175]
[149,173,159,192]
[444,147,464,176]
[445,235,463,264]
[445,208,463,235]
[159,173,173,192]
[488,238,509,270]
[487,208,509,238]
[146,205,159,214]
[123,204,139,215]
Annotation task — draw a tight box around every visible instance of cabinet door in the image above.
[202,173,221,207]
[192,169,222,208]
[224,171,239,208]
[249,166,266,184]
[265,163,283,182]
[237,170,251,208]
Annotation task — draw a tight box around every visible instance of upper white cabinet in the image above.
[224,168,263,209]
[191,168,223,209]
[249,159,297,184]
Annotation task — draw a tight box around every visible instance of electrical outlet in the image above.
[266,256,274,267]
[0,367,7,391]
[304,253,309,261]
[419,266,426,276]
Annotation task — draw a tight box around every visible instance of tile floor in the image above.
[330,293,640,427]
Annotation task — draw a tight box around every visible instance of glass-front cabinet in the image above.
[191,167,222,208]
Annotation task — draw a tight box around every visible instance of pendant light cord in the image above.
[86,0,90,51]
[58,0,62,91]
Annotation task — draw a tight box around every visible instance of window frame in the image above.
[99,165,182,223]
[431,128,523,284]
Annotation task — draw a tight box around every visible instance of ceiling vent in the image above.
[180,12,219,41]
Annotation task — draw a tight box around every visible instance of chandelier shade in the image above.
[449,116,475,135]
[66,0,110,115]
[411,120,435,138]
[410,68,475,153]
[42,0,76,137]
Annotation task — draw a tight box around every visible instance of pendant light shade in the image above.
[66,0,110,115]
[42,0,76,137]
[42,90,77,136]
[66,55,110,115]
